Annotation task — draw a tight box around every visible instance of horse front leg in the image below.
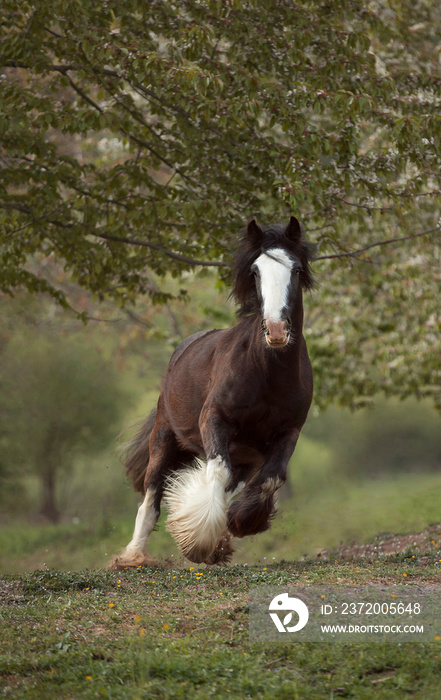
[227,430,300,538]
[164,407,234,564]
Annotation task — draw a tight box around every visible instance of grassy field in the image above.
[3,465,441,573]
[3,422,441,697]
[2,479,441,699]
[2,555,441,699]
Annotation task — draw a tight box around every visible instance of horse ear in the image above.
[247,219,264,247]
[284,216,302,243]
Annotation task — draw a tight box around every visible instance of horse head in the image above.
[232,216,314,348]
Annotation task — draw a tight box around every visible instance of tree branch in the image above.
[316,226,440,261]
[333,196,394,212]
[67,75,103,112]
[4,206,66,238]
[92,231,228,268]
[66,74,199,192]
[3,201,437,268]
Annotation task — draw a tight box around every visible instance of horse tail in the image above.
[123,408,157,494]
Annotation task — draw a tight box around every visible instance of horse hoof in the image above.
[227,491,277,537]
[181,543,216,564]
[108,550,156,570]
[203,533,235,565]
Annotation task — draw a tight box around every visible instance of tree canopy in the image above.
[1,0,440,407]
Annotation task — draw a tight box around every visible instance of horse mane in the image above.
[231,221,315,317]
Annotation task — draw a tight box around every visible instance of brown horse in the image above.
[112,216,314,568]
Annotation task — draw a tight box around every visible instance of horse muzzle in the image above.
[263,319,290,348]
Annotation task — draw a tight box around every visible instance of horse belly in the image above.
[163,384,207,454]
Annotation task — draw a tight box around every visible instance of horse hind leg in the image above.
[226,476,284,538]
[110,488,158,570]
[110,417,186,570]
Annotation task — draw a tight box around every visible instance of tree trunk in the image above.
[40,465,60,523]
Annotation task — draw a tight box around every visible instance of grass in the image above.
[3,466,441,573]
[3,432,441,697]
[2,561,441,699]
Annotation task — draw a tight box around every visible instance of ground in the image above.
[1,526,441,699]
[320,523,441,562]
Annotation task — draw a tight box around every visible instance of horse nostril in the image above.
[263,319,289,345]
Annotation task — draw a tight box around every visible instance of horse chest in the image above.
[232,398,300,447]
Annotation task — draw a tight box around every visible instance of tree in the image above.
[0,1,440,407]
[303,396,441,478]
[0,328,126,522]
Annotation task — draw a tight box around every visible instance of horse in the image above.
[111,216,314,569]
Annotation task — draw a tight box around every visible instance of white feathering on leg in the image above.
[164,456,229,563]
[109,488,158,569]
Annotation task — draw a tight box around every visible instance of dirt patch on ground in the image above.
[318,523,441,561]
[0,578,26,606]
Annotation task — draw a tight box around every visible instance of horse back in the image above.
[168,329,220,372]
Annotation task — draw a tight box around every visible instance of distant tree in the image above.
[304,397,441,478]
[1,1,440,407]
[0,329,126,522]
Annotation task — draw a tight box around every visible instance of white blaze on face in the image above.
[254,248,294,323]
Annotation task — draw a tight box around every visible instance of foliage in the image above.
[0,327,127,521]
[304,397,441,477]
[0,0,440,406]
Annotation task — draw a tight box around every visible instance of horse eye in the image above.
[295,268,303,275]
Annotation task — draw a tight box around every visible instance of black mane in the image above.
[231,220,314,317]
